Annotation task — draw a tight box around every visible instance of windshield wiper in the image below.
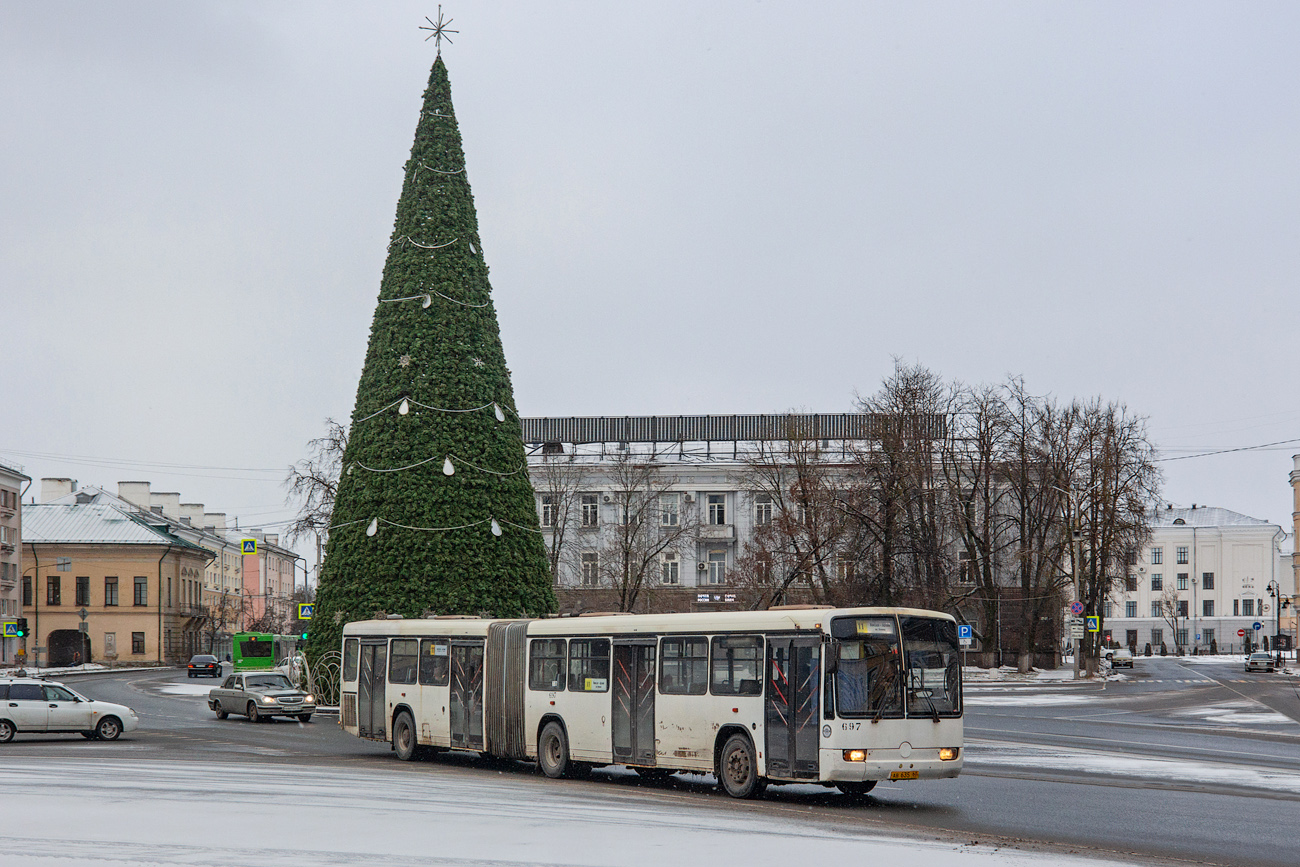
[870,668,899,724]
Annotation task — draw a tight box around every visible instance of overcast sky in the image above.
[3,2,1298,564]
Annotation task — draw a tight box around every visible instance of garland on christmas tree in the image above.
[309,55,555,657]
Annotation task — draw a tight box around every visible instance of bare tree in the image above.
[532,453,587,585]
[1156,582,1185,653]
[284,418,347,548]
[201,590,241,654]
[732,432,855,608]
[599,450,698,612]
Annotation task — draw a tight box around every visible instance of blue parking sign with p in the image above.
[958,624,972,640]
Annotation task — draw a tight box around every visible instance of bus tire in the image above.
[718,733,764,799]
[835,780,877,798]
[393,711,418,761]
[538,721,572,779]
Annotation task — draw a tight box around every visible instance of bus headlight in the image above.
[939,747,959,761]
[842,749,867,763]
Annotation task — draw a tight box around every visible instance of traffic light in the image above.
[300,631,309,641]
[15,617,28,638]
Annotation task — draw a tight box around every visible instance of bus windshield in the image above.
[830,616,903,718]
[900,616,961,718]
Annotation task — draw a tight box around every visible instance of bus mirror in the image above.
[826,644,840,674]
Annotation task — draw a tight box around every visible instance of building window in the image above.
[47,576,61,606]
[580,494,599,527]
[1151,547,1162,565]
[131,632,145,654]
[1125,601,1137,618]
[707,494,726,525]
[706,550,727,585]
[76,576,90,606]
[1176,600,1188,618]
[753,494,772,526]
[1151,602,1162,618]
[1151,628,1163,647]
[958,551,974,584]
[1176,628,1188,647]
[1151,573,1162,592]
[659,493,679,527]
[1103,601,1112,618]
[539,495,556,528]
[1242,598,1254,617]
[1203,600,1214,617]
[1126,550,1138,566]
[1201,572,1214,590]
[1176,546,1189,564]
[134,576,148,607]
[56,557,71,572]
[660,552,679,586]
[580,552,599,587]
[22,576,31,606]
[1202,628,1215,645]
[1125,575,1137,592]
[1234,599,1239,617]
[1125,629,1137,648]
[1177,574,1188,591]
[104,577,118,607]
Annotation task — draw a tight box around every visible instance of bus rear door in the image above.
[765,635,821,779]
[611,641,656,767]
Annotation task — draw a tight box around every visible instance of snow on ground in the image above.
[1169,699,1299,726]
[967,741,1300,794]
[0,758,1138,867]
[155,681,220,696]
[964,693,1096,707]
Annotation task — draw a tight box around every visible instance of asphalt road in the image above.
[9,659,1297,867]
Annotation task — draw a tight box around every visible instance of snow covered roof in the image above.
[22,503,207,552]
[1150,506,1276,529]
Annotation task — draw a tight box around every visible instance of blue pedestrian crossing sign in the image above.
[298,603,314,621]
[1,622,17,638]
[241,539,258,555]
[1086,616,1099,633]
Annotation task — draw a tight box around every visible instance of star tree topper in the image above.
[420,6,458,55]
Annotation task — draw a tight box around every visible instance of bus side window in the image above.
[710,635,763,696]
[342,638,359,682]
[568,638,610,692]
[659,636,708,695]
[389,639,419,684]
[419,639,450,686]
[529,639,567,691]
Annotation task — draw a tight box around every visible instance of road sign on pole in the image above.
[298,603,314,620]
[1070,601,1085,616]
[1086,616,1099,633]
[1237,628,1246,637]
[1252,621,1263,631]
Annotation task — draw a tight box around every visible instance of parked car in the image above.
[1244,652,1275,673]
[186,654,223,678]
[209,672,316,722]
[0,677,139,743]
[1109,648,1134,668]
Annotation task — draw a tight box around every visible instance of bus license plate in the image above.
[889,771,920,781]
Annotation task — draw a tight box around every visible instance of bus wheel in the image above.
[719,734,764,799]
[835,780,877,798]
[538,722,571,779]
[393,712,418,761]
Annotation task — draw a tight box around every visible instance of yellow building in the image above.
[21,503,213,666]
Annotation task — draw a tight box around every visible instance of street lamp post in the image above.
[1267,581,1282,665]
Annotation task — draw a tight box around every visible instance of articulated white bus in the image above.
[339,606,963,798]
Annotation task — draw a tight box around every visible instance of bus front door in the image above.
[450,641,485,751]
[358,641,387,740]
[765,636,821,779]
[612,642,656,766]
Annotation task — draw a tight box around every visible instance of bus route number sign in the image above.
[298,603,314,621]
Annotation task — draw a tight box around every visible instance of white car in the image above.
[1108,648,1134,668]
[0,676,140,743]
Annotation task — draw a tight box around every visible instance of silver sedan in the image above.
[208,672,316,722]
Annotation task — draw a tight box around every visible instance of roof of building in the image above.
[1150,506,1277,529]
[0,462,30,483]
[22,503,210,554]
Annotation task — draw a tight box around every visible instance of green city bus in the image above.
[231,633,300,672]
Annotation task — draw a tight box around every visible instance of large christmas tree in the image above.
[310,54,554,656]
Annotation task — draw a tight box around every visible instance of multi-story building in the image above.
[21,500,213,665]
[0,463,31,664]
[35,478,303,661]
[1106,506,1289,655]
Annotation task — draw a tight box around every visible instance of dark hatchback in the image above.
[187,655,223,678]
